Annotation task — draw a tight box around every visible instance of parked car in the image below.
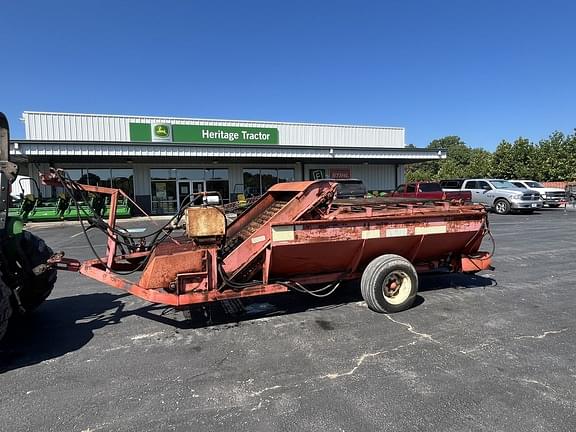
[442,178,542,214]
[332,179,367,199]
[509,180,565,208]
[391,181,471,201]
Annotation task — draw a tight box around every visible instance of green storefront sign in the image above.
[129,123,279,145]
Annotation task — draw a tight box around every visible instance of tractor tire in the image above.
[361,254,418,313]
[493,199,511,215]
[16,231,57,313]
[0,275,12,341]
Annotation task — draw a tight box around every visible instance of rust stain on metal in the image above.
[186,207,226,238]
[139,242,206,289]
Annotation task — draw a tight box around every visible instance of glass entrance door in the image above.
[177,181,191,208]
[177,180,205,208]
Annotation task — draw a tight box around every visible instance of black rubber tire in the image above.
[361,254,418,313]
[16,231,57,313]
[0,275,12,341]
[493,199,511,215]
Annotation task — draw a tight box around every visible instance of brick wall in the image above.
[542,181,566,189]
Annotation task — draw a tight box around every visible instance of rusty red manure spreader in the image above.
[46,170,493,316]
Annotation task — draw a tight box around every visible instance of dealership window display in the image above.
[150,168,230,214]
[205,169,229,203]
[242,168,294,197]
[150,169,177,214]
[53,168,134,199]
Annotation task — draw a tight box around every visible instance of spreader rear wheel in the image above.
[0,276,12,341]
[361,254,418,313]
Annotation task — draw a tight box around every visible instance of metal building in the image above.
[10,111,445,214]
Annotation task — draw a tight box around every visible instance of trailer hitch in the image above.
[47,252,81,272]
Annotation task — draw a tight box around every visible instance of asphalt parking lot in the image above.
[1,207,576,431]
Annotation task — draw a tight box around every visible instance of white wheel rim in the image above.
[382,271,412,305]
[496,202,506,213]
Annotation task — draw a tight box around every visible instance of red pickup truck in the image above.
[391,182,472,201]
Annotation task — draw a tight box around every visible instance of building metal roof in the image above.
[22,111,406,148]
[17,112,446,165]
[23,111,404,130]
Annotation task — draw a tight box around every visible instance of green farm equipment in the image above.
[8,176,132,222]
[0,113,57,341]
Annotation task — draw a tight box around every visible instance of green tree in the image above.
[491,140,516,179]
[406,129,576,184]
[428,136,472,168]
[405,136,471,181]
[512,138,537,179]
[537,131,576,181]
[464,148,493,178]
[493,137,538,179]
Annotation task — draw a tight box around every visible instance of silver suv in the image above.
[449,179,543,214]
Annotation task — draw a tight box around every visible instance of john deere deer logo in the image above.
[154,124,170,138]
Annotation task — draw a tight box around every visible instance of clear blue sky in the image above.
[1,0,575,150]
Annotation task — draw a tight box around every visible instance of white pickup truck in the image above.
[440,178,543,215]
[509,180,565,208]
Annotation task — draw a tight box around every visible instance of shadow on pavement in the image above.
[0,292,135,373]
[0,272,496,372]
[140,272,496,330]
[136,285,367,330]
[419,271,497,291]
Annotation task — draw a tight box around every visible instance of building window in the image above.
[149,168,230,214]
[177,169,204,181]
[66,169,83,182]
[112,169,134,197]
[242,168,295,196]
[278,169,295,184]
[242,169,260,197]
[82,169,112,188]
[54,168,134,199]
[260,169,278,193]
[150,169,177,214]
[205,169,229,203]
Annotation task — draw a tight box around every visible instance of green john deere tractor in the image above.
[0,112,57,341]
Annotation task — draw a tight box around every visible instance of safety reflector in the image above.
[385,228,408,237]
[361,229,380,239]
[415,225,447,235]
[272,226,295,242]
